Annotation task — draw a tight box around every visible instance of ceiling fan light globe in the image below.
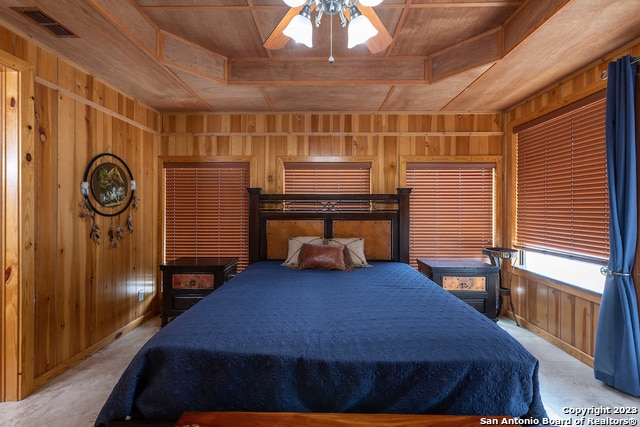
[347,15,378,48]
[358,0,384,6]
[283,14,313,47]
[283,0,307,6]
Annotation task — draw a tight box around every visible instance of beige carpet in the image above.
[499,320,639,424]
[0,319,160,427]
[0,315,637,426]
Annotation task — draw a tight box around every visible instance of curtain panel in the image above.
[593,55,640,396]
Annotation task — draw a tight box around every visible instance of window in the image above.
[284,161,371,193]
[283,161,371,210]
[406,162,495,267]
[163,162,250,270]
[514,91,608,291]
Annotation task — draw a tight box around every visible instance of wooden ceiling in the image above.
[0,0,638,113]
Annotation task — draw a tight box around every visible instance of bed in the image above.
[95,189,548,426]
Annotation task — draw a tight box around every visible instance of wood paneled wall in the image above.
[159,113,507,269]
[159,113,505,195]
[505,39,640,366]
[0,27,160,400]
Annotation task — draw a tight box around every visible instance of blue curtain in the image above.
[593,55,640,396]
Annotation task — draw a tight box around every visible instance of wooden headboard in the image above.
[247,188,412,264]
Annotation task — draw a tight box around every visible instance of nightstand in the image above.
[160,257,238,326]
[417,258,499,321]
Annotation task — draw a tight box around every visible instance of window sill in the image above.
[517,251,605,295]
[513,266,603,302]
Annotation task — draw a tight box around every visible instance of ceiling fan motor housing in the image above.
[320,0,345,15]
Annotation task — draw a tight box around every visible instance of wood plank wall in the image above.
[159,113,505,196]
[0,26,160,400]
[505,39,640,366]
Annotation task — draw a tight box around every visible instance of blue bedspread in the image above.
[95,261,548,425]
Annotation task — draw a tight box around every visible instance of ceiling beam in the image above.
[503,0,572,54]
[160,31,226,83]
[431,28,502,81]
[228,58,427,85]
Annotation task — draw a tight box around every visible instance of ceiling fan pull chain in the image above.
[329,13,335,63]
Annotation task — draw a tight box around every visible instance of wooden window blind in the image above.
[284,162,371,210]
[406,163,495,265]
[164,162,249,270]
[515,95,609,263]
[284,162,371,193]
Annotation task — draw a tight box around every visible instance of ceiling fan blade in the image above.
[263,6,303,50]
[359,6,392,54]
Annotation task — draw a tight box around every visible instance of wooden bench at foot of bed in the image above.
[176,412,513,426]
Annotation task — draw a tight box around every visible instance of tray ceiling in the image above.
[0,0,638,113]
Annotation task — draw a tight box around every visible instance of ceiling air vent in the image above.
[11,7,77,38]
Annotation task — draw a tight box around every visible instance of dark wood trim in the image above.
[247,187,262,265]
[397,188,412,264]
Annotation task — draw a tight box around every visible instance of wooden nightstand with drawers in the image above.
[160,257,238,326]
[417,258,499,321]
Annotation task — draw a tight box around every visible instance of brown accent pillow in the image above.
[325,237,371,267]
[297,243,354,271]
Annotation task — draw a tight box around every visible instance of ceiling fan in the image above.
[264,0,392,54]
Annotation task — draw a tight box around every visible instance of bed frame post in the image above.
[247,188,262,264]
[397,188,412,264]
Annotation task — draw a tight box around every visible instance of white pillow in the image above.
[282,236,324,267]
[325,237,370,267]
